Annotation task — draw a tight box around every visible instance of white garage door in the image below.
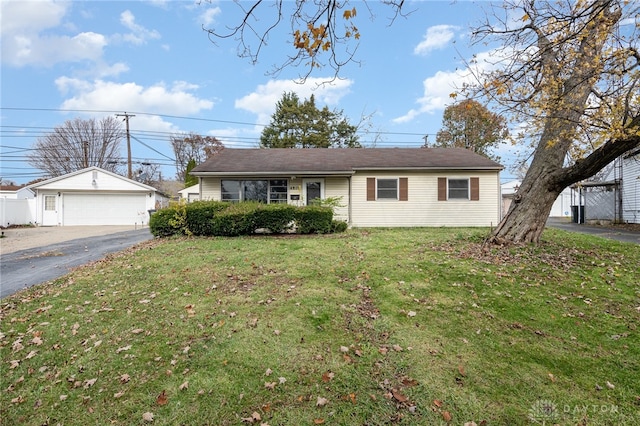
[63,193,148,225]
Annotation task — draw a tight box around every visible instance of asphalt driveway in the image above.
[546,217,640,244]
[0,228,153,299]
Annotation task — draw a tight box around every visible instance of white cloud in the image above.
[394,49,508,124]
[414,25,459,56]
[117,10,160,45]
[392,69,471,123]
[55,78,214,133]
[200,7,221,27]
[235,78,353,127]
[0,0,68,36]
[0,0,108,67]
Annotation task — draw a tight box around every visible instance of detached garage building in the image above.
[28,167,168,226]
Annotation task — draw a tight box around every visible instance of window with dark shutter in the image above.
[367,178,376,201]
[399,178,408,201]
[438,178,447,201]
[470,177,480,201]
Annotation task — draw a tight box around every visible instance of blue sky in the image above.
[1,0,521,185]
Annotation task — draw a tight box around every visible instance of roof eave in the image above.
[191,171,355,177]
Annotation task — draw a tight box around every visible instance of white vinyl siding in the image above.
[351,171,500,227]
[201,172,501,227]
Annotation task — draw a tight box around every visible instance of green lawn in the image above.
[1,228,639,425]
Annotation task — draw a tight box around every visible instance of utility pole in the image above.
[82,141,89,168]
[116,112,135,179]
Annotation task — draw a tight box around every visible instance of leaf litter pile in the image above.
[1,228,639,425]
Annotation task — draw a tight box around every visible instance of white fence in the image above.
[0,198,36,227]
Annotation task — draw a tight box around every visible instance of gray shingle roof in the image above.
[190,148,503,176]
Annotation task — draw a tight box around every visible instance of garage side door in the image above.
[63,193,148,226]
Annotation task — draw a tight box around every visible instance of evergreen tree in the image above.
[260,92,360,148]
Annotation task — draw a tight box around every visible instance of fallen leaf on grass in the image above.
[316,396,329,407]
[314,419,325,424]
[458,365,466,377]
[402,377,418,387]
[25,350,37,359]
[241,411,261,423]
[116,345,131,353]
[11,396,25,404]
[119,374,130,384]
[83,378,97,389]
[179,381,189,390]
[407,311,417,317]
[31,336,43,346]
[114,391,125,398]
[442,411,452,422]
[264,382,276,390]
[156,390,168,406]
[433,399,443,408]
[606,381,615,389]
[142,412,154,422]
[391,389,408,403]
[321,371,334,382]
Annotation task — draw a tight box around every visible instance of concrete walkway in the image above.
[546,217,640,244]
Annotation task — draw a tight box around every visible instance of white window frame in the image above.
[377,178,398,200]
[448,178,470,200]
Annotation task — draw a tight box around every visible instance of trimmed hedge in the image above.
[253,203,297,233]
[149,201,344,237]
[295,206,333,234]
[186,200,228,236]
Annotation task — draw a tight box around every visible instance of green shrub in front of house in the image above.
[294,205,333,234]
[150,201,343,237]
[149,208,181,237]
[185,200,228,236]
[210,202,259,237]
[331,219,349,233]
[253,203,297,233]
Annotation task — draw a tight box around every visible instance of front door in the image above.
[303,179,323,205]
[42,194,58,226]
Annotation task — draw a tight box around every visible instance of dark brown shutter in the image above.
[367,178,376,201]
[470,177,480,201]
[437,177,447,201]
[399,178,408,201]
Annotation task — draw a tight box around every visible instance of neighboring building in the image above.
[178,184,200,203]
[501,180,574,218]
[190,148,503,227]
[26,167,169,226]
[0,184,34,199]
[0,185,36,226]
[583,148,640,224]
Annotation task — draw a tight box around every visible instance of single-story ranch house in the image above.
[190,148,504,227]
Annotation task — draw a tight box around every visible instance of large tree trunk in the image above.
[491,128,639,244]
[489,1,639,244]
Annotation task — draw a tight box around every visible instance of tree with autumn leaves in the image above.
[432,99,508,162]
[207,0,639,244]
[471,0,639,243]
